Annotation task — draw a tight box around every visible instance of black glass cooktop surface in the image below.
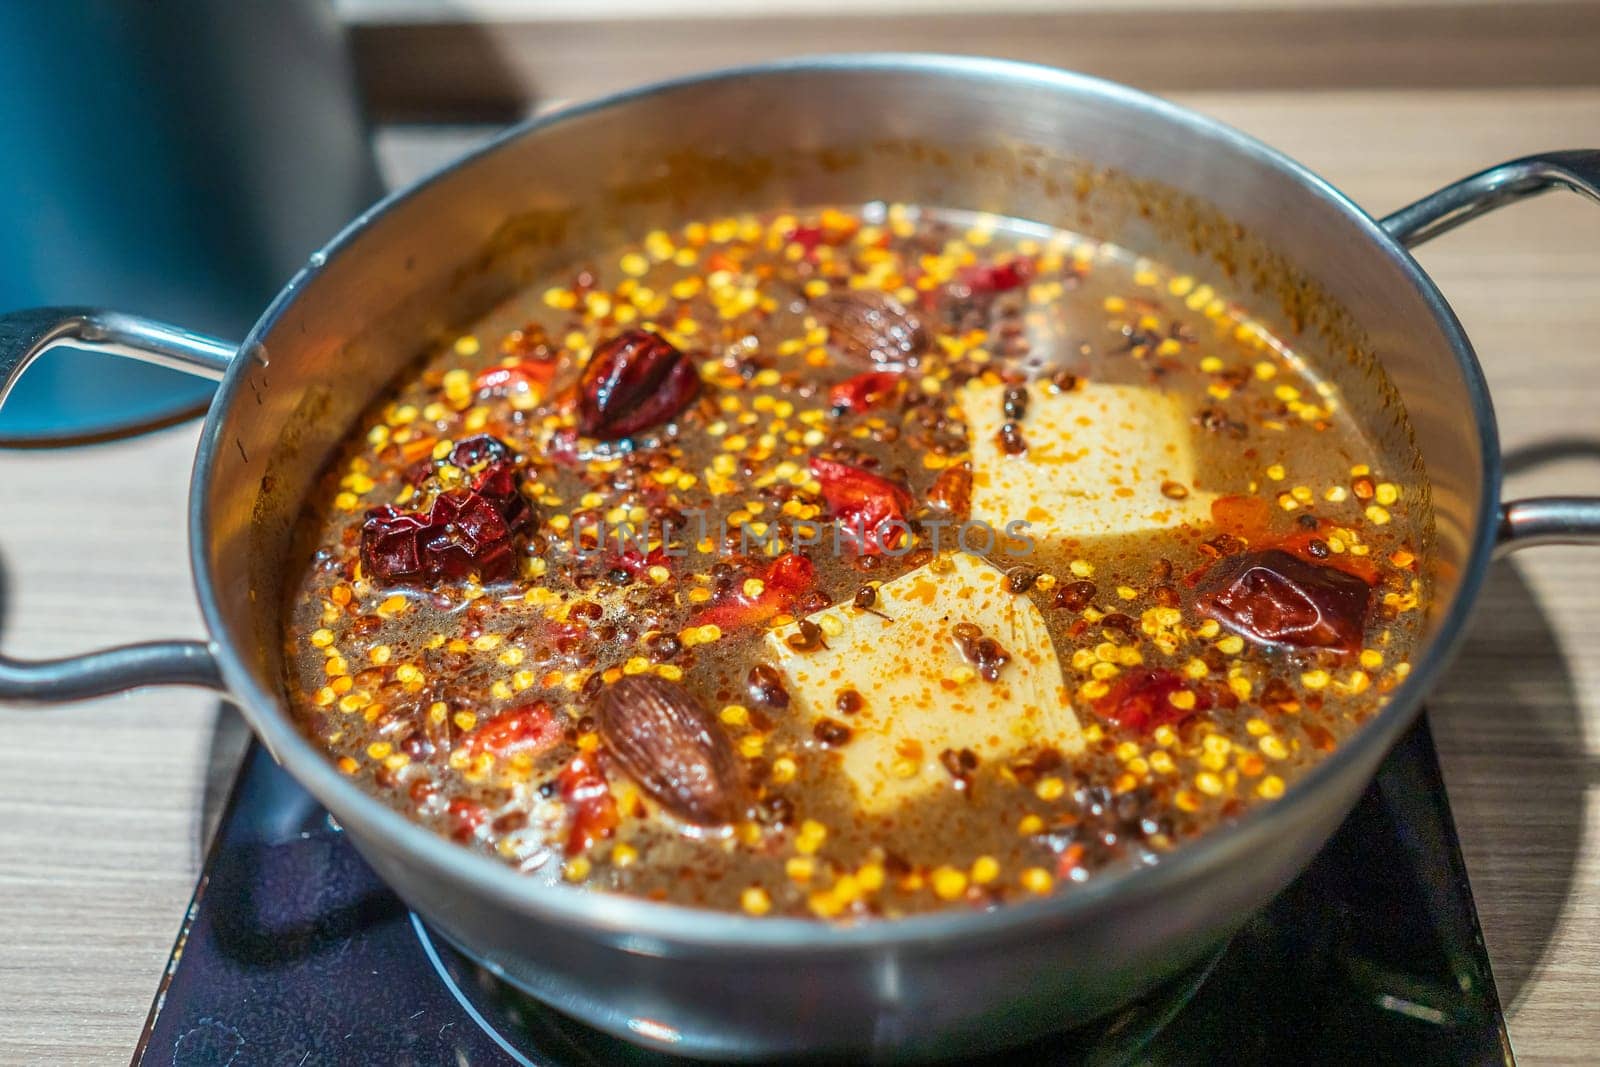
[133,716,1511,1066]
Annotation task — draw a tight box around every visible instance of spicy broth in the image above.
[283,204,1423,918]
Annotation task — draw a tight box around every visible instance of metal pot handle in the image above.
[0,307,235,702]
[1380,150,1600,556]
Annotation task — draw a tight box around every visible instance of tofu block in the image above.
[960,380,1214,548]
[765,552,1081,814]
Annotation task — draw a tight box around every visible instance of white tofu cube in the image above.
[960,380,1214,550]
[765,552,1081,815]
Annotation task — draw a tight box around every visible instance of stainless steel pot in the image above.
[2,56,1597,1061]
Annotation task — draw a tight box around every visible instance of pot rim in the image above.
[188,52,1501,951]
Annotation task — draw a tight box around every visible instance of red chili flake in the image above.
[1274,527,1379,583]
[557,753,619,854]
[576,330,700,440]
[809,456,913,554]
[786,215,859,258]
[1260,677,1300,715]
[1054,580,1098,613]
[1303,720,1338,753]
[1195,549,1372,655]
[474,358,558,396]
[813,717,853,747]
[611,545,670,579]
[408,778,437,806]
[1200,494,1376,583]
[926,463,973,519]
[463,702,562,758]
[447,797,488,843]
[1092,668,1212,735]
[786,224,825,254]
[547,426,579,465]
[693,552,817,629]
[827,370,902,415]
[361,488,519,585]
[1056,842,1087,879]
[1210,494,1273,542]
[960,258,1033,294]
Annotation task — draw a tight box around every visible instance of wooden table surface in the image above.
[2,88,1598,1065]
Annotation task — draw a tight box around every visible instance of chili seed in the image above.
[747,663,790,708]
[813,718,853,746]
[1054,580,1097,612]
[996,422,1028,456]
[1004,567,1040,594]
[786,619,828,652]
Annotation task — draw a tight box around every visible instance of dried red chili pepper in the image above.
[448,435,533,533]
[576,330,700,439]
[693,552,816,629]
[809,456,913,554]
[1092,668,1212,736]
[827,370,901,414]
[557,753,619,854]
[361,488,519,585]
[463,702,562,759]
[1195,549,1372,654]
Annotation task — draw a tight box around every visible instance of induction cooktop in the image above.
[133,715,1511,1065]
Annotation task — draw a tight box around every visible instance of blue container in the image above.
[0,2,382,442]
